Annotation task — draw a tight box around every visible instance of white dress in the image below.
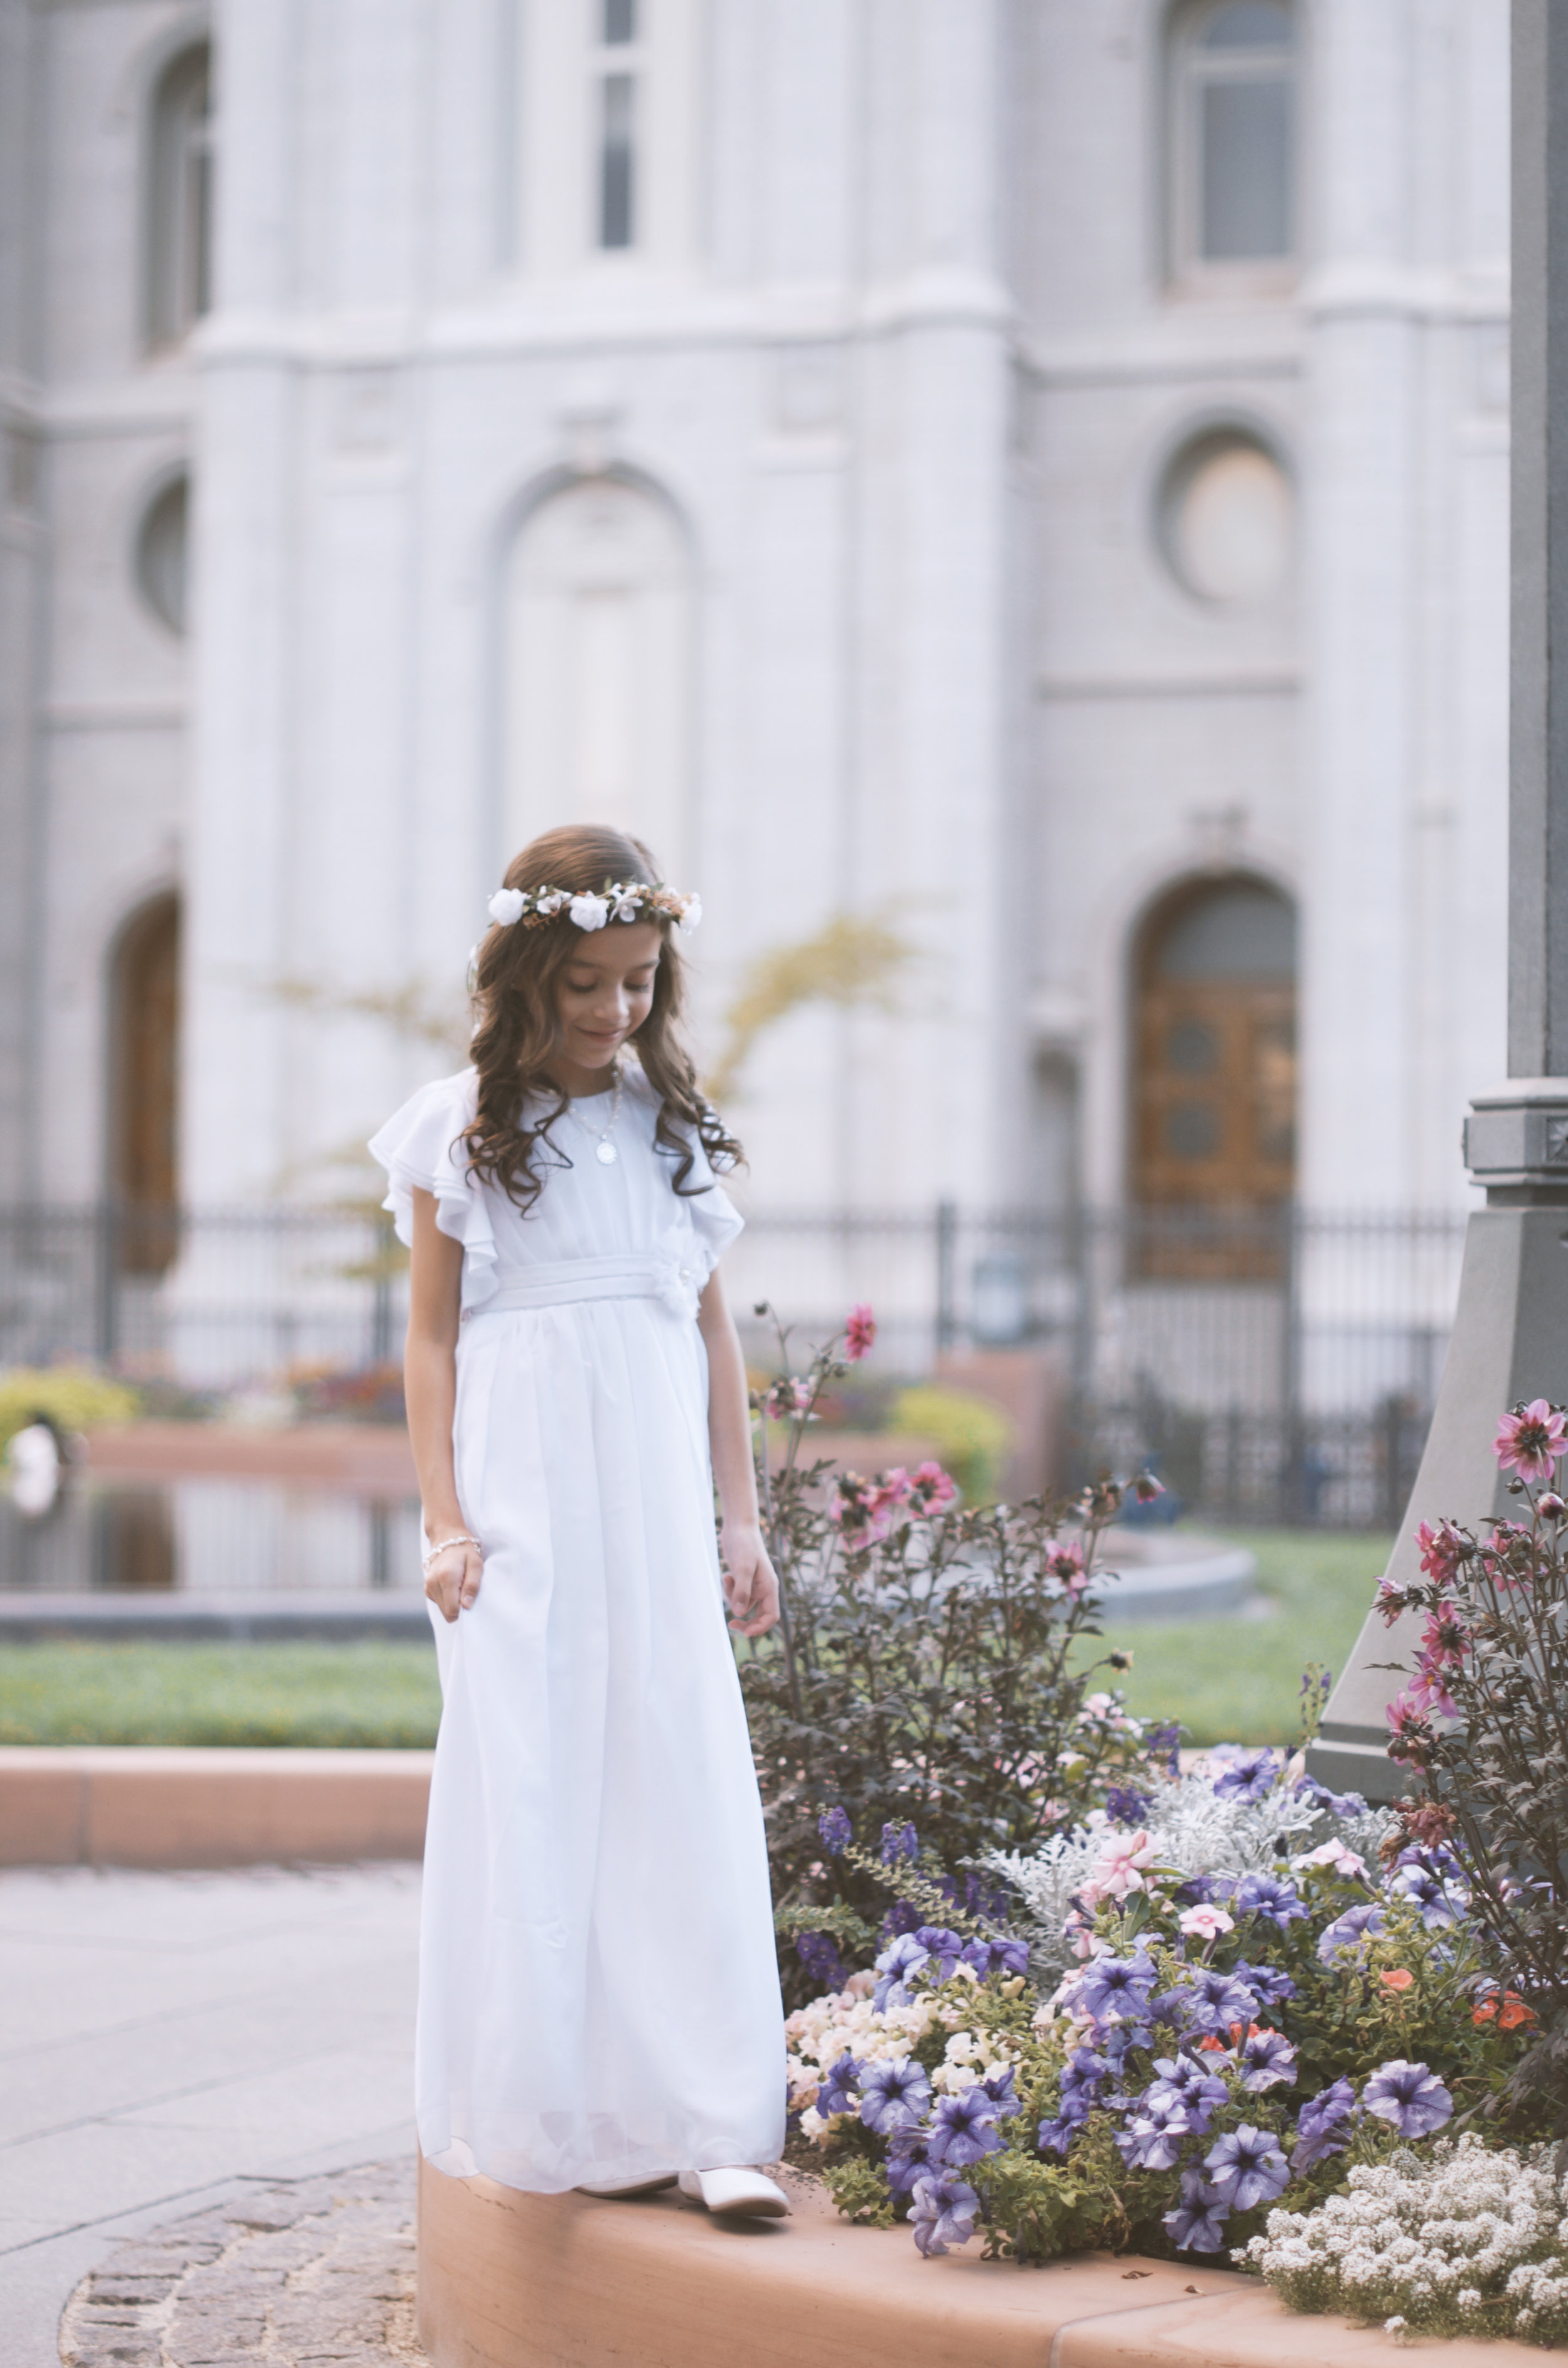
[369,1064,785,2192]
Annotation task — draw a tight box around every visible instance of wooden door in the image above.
[112,896,181,1272]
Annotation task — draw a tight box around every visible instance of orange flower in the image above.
[1379,1968,1415,1993]
[1473,1989,1538,2031]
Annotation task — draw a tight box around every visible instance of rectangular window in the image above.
[1200,80,1291,260]
[602,0,637,43]
[599,71,635,248]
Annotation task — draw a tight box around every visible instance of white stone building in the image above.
[0,0,1512,1277]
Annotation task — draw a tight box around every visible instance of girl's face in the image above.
[552,920,662,1078]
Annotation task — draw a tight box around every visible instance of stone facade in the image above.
[0,0,1512,1221]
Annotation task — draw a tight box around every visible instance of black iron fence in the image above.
[0,1199,1471,1529]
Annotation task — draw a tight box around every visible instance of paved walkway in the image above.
[0,1864,423,2367]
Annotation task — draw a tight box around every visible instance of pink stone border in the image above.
[0,1744,432,1866]
[416,2155,1535,2367]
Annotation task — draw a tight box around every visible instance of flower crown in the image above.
[486,879,702,937]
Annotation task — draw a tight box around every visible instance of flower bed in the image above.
[751,1315,1567,2345]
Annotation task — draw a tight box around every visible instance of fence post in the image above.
[371,1210,395,1366]
[94,1201,120,1368]
[1278,1202,1303,1524]
[935,1199,958,1354]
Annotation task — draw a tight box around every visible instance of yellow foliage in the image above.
[0,1366,140,1451]
[705,914,916,1103]
[890,1384,1014,1504]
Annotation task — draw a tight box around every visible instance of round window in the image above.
[135,474,189,635]
[1160,430,1293,604]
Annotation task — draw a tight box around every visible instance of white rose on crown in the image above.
[569,892,610,932]
[488,888,526,925]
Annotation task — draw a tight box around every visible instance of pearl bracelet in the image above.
[422,1533,480,1571]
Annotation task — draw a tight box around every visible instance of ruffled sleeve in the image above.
[673,1114,745,1282]
[367,1068,498,1312]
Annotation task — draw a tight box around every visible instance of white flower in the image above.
[535,889,567,916]
[488,888,526,925]
[613,893,643,923]
[677,893,702,935]
[569,892,610,932]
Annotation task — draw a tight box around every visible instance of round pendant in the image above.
[595,1140,618,1165]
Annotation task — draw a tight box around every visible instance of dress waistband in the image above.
[467,1252,701,1321]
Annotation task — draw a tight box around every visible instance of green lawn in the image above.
[0,1639,442,1748]
[1073,1527,1394,1748]
[0,1528,1389,1751]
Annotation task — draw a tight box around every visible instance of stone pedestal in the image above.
[1308,1079,1568,1798]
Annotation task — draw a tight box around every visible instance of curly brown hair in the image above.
[463,824,741,1213]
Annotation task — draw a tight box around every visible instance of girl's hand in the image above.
[425,1541,483,1624]
[720,1522,780,1638]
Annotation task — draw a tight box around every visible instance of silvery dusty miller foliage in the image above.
[1244,2133,1568,2347]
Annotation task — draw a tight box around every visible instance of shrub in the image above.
[0,1365,139,1450]
[742,1303,1168,2009]
[888,1384,1013,1504]
[1377,1398,1568,2127]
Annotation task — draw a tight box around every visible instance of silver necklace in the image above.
[571,1066,624,1165]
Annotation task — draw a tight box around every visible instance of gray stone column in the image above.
[1309,0,1568,1798]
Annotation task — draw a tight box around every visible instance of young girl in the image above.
[369,824,789,2219]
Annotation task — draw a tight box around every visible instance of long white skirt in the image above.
[416,1292,785,2192]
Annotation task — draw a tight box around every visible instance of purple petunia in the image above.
[1234,1872,1308,1931]
[1212,1747,1279,1802]
[818,1805,852,1854]
[1316,1903,1385,1964]
[980,2064,1023,2120]
[1115,2091,1191,2171]
[1290,2076,1357,2174]
[872,1931,931,2010]
[1232,1960,1298,2009]
[960,1935,1032,1983]
[1362,2059,1453,2139]
[1168,1965,1260,2034]
[1237,2027,1298,2092]
[1203,2123,1290,2213]
[1388,1862,1468,1928]
[928,2087,1004,2169]
[1144,2054,1230,2134]
[1163,2167,1231,2254]
[858,2056,932,2135]
[885,2127,941,2195]
[1293,1775,1368,1817]
[909,2172,980,2258]
[815,2050,861,2117]
[1074,1950,1159,2023]
[914,1925,970,1982]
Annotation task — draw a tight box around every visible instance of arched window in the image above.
[1132,876,1296,1216]
[146,43,213,347]
[1169,1,1296,281]
[502,475,693,874]
[109,893,181,1272]
[134,472,189,634]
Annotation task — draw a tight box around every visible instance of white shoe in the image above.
[677,2166,790,2218]
[575,2172,678,2199]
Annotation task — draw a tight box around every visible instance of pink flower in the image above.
[1131,1472,1165,1504]
[1045,1540,1089,1596]
[1178,1903,1235,1941]
[1374,1573,1407,1628]
[766,1377,812,1418]
[1493,1398,1567,1482]
[844,1303,877,1362]
[1385,1696,1436,1765]
[1419,1604,1468,1669]
[830,1467,911,1544]
[1416,1519,1466,1584]
[906,1460,958,1515]
[1406,1662,1458,1721]
[1089,1829,1159,1901]
[1539,1492,1566,1519]
[1296,1839,1369,1882]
